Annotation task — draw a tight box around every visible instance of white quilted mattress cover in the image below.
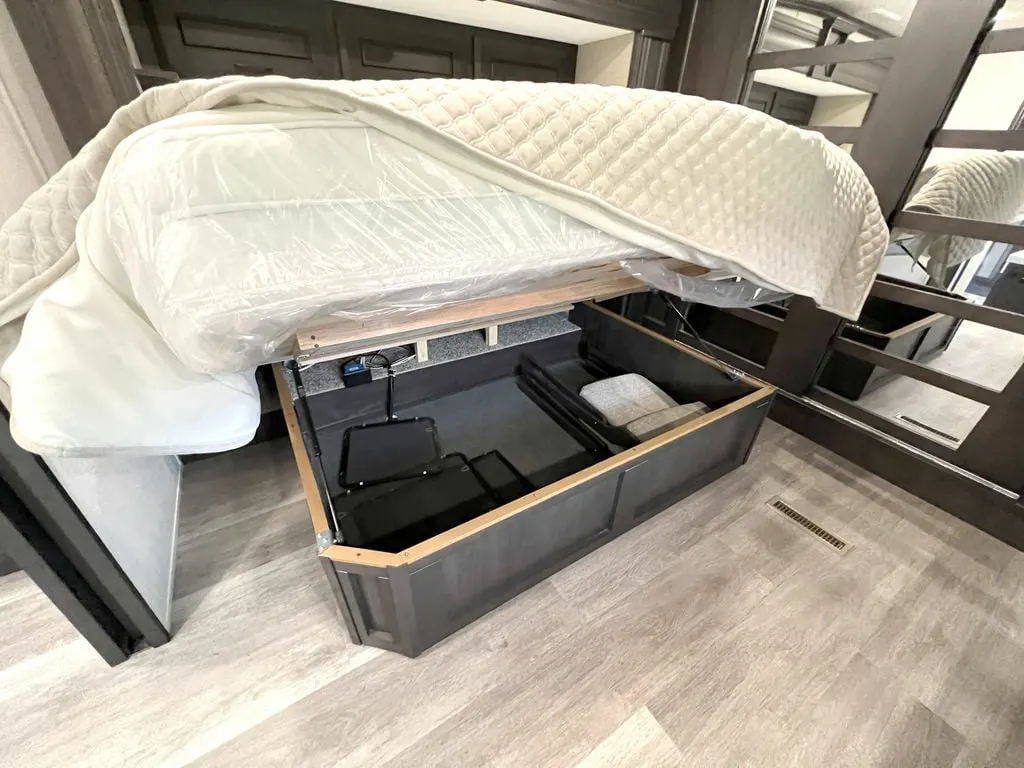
[0,77,889,456]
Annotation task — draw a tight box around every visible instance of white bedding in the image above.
[0,77,889,456]
[94,106,659,373]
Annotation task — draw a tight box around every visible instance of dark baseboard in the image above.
[770,393,1024,552]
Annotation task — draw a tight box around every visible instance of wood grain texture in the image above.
[4,424,1024,766]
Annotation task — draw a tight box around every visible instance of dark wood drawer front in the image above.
[336,5,472,80]
[152,0,340,79]
[406,471,620,651]
[616,401,764,525]
[474,31,577,82]
[178,16,310,59]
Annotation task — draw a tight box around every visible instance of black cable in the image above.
[657,291,740,382]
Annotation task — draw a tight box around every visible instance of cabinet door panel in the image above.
[335,5,472,80]
[474,31,577,82]
[151,0,339,79]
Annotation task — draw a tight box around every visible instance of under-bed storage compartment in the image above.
[277,303,774,657]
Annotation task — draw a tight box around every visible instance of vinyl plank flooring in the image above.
[194,581,589,768]
[0,571,81,669]
[573,707,684,768]
[3,426,1024,768]
[0,549,378,768]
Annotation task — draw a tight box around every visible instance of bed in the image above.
[0,77,888,456]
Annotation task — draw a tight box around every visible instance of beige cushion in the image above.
[579,374,677,426]
[626,402,710,440]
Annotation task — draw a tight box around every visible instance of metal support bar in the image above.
[932,129,1024,151]
[811,387,961,463]
[832,337,1002,405]
[720,306,785,331]
[748,37,898,70]
[981,26,1024,54]
[0,411,169,649]
[870,279,1024,335]
[0,477,133,665]
[895,211,1024,248]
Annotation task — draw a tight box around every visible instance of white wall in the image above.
[1,0,181,629]
[575,33,634,87]
[928,50,1024,166]
[809,94,872,127]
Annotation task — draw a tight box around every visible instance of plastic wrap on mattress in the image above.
[92,108,789,374]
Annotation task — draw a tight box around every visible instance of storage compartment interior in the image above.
[852,296,934,335]
[298,307,756,555]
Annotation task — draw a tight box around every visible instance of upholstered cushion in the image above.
[580,374,678,426]
[625,402,710,440]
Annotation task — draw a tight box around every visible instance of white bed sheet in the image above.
[97,106,661,373]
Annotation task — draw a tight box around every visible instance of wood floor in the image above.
[856,319,1024,442]
[2,422,1024,767]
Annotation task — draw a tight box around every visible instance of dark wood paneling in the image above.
[0,548,19,578]
[870,279,1024,335]
[746,83,816,124]
[748,37,899,70]
[628,33,670,88]
[673,0,769,102]
[831,336,1002,405]
[335,4,471,80]
[6,0,139,153]
[770,393,1024,552]
[764,297,844,395]
[474,29,576,82]
[120,0,161,66]
[151,0,340,79]
[956,363,1024,492]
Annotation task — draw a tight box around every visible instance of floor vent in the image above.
[768,497,848,552]
[895,414,961,443]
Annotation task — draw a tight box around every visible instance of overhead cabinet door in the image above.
[151,0,340,79]
[474,30,577,82]
[335,5,472,79]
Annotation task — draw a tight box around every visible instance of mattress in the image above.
[0,78,889,456]
[94,106,656,372]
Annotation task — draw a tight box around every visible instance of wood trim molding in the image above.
[748,37,898,71]
[895,211,1024,248]
[832,336,1002,405]
[932,129,1024,151]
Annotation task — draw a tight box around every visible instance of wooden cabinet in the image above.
[149,0,340,79]
[140,0,579,83]
[335,5,472,80]
[474,30,576,82]
[746,82,816,125]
